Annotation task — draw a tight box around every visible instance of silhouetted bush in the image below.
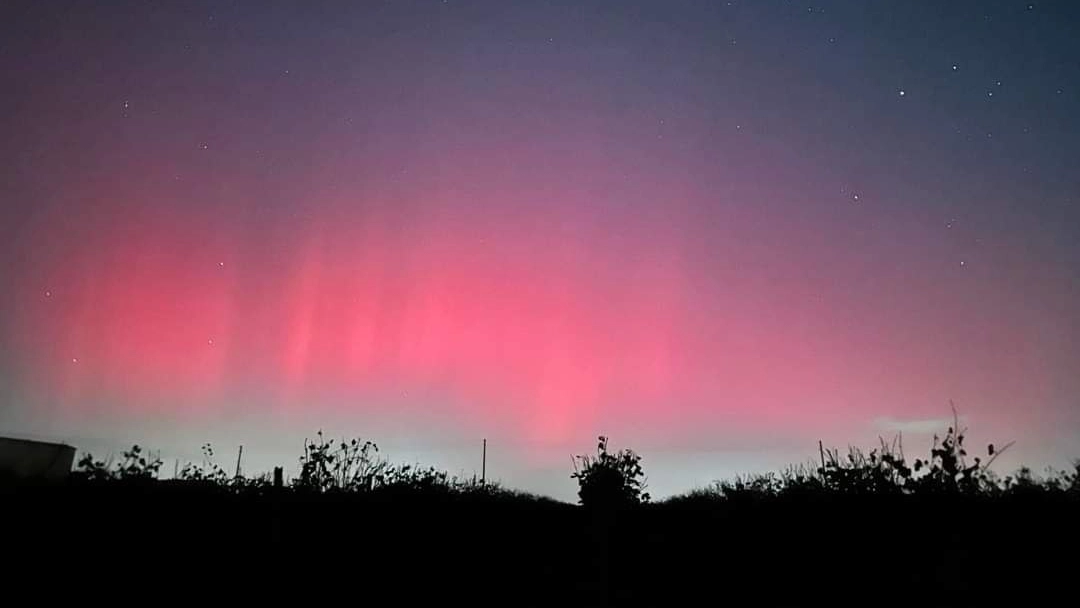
[177,443,230,483]
[817,410,1011,496]
[289,431,502,497]
[174,443,274,492]
[294,431,389,493]
[571,435,650,508]
[73,444,161,482]
[673,409,1072,505]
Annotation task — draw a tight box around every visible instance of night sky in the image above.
[2,0,1078,499]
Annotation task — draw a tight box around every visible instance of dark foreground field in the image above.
[6,478,1077,606]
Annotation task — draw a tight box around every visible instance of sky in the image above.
[1,0,1078,500]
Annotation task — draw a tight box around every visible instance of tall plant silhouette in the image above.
[295,431,389,492]
[571,436,650,508]
[816,405,1013,495]
[177,443,230,483]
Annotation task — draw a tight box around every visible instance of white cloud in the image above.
[873,416,966,434]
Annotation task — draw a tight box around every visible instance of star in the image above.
[208,338,215,346]
[72,357,79,363]
[44,290,52,297]
[952,64,959,71]
[987,91,994,98]
[218,261,225,268]
[898,89,906,97]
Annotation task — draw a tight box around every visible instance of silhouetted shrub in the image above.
[810,406,1011,496]
[294,431,389,493]
[571,436,650,508]
[177,443,230,484]
[681,407,1026,503]
[286,431,507,498]
[74,444,161,482]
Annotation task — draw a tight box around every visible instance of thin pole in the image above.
[819,440,826,473]
[235,445,243,478]
[481,439,486,485]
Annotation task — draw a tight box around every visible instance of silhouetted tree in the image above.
[571,436,650,508]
